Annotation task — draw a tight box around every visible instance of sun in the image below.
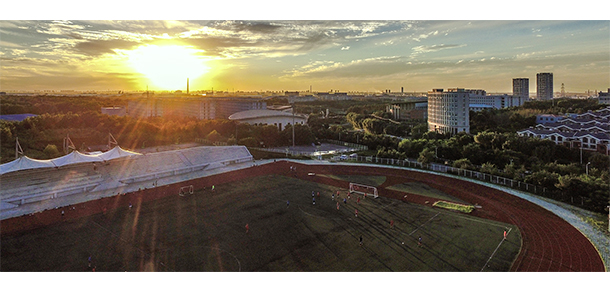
[124,45,210,91]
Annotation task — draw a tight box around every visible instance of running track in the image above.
[286,162,606,272]
[1,160,605,272]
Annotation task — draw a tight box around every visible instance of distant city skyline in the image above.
[1,16,608,93]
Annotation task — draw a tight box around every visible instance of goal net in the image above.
[349,182,378,198]
[179,185,194,196]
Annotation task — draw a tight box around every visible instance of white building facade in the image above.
[427,88,470,135]
[228,109,307,132]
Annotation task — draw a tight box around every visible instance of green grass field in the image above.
[386,182,471,204]
[0,174,521,272]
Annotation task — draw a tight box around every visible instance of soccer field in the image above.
[0,174,521,272]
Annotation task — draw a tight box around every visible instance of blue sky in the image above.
[1,2,608,93]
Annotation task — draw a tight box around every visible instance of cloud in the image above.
[341,46,350,50]
[412,30,438,42]
[411,44,466,55]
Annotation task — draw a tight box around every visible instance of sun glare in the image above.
[125,45,210,91]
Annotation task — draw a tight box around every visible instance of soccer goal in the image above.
[179,185,194,196]
[349,182,378,198]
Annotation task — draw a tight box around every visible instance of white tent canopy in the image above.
[96,146,140,160]
[50,151,104,167]
[0,146,141,175]
[0,156,56,175]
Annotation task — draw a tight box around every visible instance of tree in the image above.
[206,130,223,143]
[43,144,59,158]
[453,158,475,170]
[417,147,435,164]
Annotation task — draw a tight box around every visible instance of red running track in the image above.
[1,161,605,272]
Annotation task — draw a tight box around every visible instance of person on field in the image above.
[418,236,422,247]
[313,197,316,205]
[357,197,360,204]
[337,202,340,210]
[88,255,92,268]
[359,235,363,247]
[332,193,335,201]
[390,220,394,229]
[355,209,358,217]
[287,200,290,208]
[245,224,249,233]
[503,230,507,240]
[343,198,347,204]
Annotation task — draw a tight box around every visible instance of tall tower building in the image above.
[427,88,470,135]
[536,73,553,100]
[512,78,529,99]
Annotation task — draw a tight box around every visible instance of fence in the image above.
[349,155,550,197]
[251,140,368,158]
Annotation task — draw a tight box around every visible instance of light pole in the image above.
[292,103,295,148]
[586,162,591,176]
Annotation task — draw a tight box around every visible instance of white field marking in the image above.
[480,227,512,272]
[409,212,441,235]
[439,210,510,229]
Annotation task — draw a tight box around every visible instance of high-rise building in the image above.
[536,73,553,100]
[427,88,469,135]
[513,78,529,99]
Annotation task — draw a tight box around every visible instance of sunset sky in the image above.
[1,3,609,93]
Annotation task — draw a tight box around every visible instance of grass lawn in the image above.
[0,174,520,272]
[315,174,386,187]
[386,182,472,204]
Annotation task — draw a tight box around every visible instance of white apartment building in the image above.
[427,88,470,135]
[467,89,528,111]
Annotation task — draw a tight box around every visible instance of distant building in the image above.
[127,97,266,120]
[468,90,528,111]
[517,107,610,155]
[101,106,126,117]
[535,114,564,124]
[427,88,470,135]
[228,109,307,132]
[599,88,610,105]
[386,101,427,120]
[536,73,554,100]
[317,92,350,101]
[513,78,529,99]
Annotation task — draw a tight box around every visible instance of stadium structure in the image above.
[0,145,253,220]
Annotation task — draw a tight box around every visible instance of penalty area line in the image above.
[409,212,440,236]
